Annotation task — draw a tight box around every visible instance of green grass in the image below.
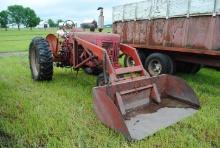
[0,55,219,147]
[0,27,219,147]
[0,28,112,52]
[0,28,57,52]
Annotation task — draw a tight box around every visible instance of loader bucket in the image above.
[93,74,200,140]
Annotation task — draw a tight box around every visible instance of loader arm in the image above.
[120,44,150,77]
[74,36,117,80]
[75,37,150,83]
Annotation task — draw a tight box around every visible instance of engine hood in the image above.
[72,32,120,45]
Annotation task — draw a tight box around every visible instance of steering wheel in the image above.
[58,20,74,38]
[63,20,75,30]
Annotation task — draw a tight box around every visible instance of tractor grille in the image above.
[102,42,113,49]
[102,42,114,63]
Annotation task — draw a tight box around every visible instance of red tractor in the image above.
[29,20,200,140]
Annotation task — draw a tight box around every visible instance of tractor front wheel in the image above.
[124,55,135,67]
[29,37,53,81]
[83,67,102,75]
[96,73,109,86]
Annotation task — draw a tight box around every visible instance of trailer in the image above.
[113,0,220,76]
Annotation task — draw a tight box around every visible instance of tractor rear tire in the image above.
[29,37,53,81]
[124,49,146,67]
[124,55,135,67]
[144,53,174,76]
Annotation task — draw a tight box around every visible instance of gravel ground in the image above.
[0,51,27,57]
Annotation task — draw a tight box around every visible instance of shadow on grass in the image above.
[0,129,15,147]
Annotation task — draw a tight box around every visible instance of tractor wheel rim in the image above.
[148,59,162,76]
[31,48,40,76]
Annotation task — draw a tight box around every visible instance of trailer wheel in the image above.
[29,37,53,81]
[96,73,109,86]
[144,53,174,76]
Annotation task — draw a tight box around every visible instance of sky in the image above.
[0,0,138,25]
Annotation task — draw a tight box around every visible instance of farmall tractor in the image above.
[29,9,200,140]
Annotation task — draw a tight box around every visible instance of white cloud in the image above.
[0,0,139,24]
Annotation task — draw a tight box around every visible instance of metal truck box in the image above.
[113,0,220,51]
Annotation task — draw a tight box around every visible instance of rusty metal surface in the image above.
[45,28,200,140]
[125,107,197,140]
[46,34,59,58]
[93,87,131,139]
[113,16,220,53]
[113,0,219,22]
[93,74,200,140]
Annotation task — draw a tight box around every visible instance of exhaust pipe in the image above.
[97,7,104,32]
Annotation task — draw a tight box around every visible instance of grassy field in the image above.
[0,29,220,147]
[0,28,112,52]
[0,28,57,52]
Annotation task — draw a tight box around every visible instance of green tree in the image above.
[57,19,63,26]
[23,7,40,30]
[7,5,25,30]
[0,10,9,31]
[48,19,56,28]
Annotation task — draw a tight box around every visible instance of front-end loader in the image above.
[29,20,200,140]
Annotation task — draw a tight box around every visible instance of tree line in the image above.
[48,19,63,28]
[0,5,40,30]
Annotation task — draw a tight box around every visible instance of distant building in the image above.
[7,23,25,29]
[80,20,97,30]
[58,22,64,29]
[104,24,112,28]
[36,20,49,28]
